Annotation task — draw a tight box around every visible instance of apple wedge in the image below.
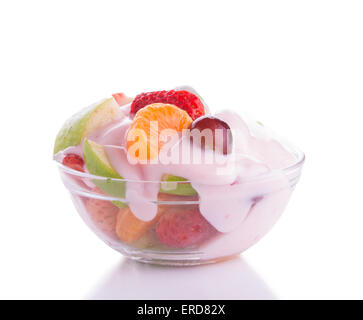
[83,139,126,208]
[83,139,198,209]
[54,97,122,154]
[160,174,198,196]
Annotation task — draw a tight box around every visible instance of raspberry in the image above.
[155,206,217,248]
[130,90,205,120]
[62,154,84,172]
[86,198,119,238]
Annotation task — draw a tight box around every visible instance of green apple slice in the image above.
[83,139,126,208]
[160,174,198,196]
[83,139,198,202]
[54,97,121,154]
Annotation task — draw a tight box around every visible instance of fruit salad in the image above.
[54,87,304,265]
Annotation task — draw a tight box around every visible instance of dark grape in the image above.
[190,116,232,155]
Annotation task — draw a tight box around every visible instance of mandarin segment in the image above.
[126,103,192,160]
[115,193,197,244]
[115,205,165,243]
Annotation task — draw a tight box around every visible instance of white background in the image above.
[0,0,362,299]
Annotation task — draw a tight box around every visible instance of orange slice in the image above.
[116,205,164,243]
[126,103,192,160]
[115,193,196,243]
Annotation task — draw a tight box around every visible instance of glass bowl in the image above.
[55,146,304,266]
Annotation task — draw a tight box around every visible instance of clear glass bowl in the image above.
[56,147,304,266]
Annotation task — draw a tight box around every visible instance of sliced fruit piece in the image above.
[112,93,133,106]
[83,138,126,208]
[130,194,200,249]
[115,193,191,244]
[83,139,197,203]
[160,174,198,196]
[130,90,205,120]
[54,97,121,154]
[62,154,85,172]
[174,86,210,115]
[86,197,119,238]
[156,205,217,248]
[157,192,199,203]
[115,206,164,243]
[126,103,193,160]
[191,115,233,155]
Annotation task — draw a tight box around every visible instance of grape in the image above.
[190,116,232,155]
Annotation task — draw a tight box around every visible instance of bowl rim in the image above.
[54,144,305,184]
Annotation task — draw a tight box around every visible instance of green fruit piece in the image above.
[160,174,198,196]
[83,139,126,208]
[83,135,198,202]
[54,97,121,154]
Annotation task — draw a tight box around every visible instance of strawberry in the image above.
[130,90,205,120]
[155,206,216,248]
[86,198,119,238]
[62,154,84,172]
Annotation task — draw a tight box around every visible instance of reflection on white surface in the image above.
[87,256,275,300]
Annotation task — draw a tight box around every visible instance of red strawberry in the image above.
[62,154,84,172]
[155,206,216,248]
[86,198,119,238]
[130,90,205,120]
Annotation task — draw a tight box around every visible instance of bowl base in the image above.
[112,245,239,266]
